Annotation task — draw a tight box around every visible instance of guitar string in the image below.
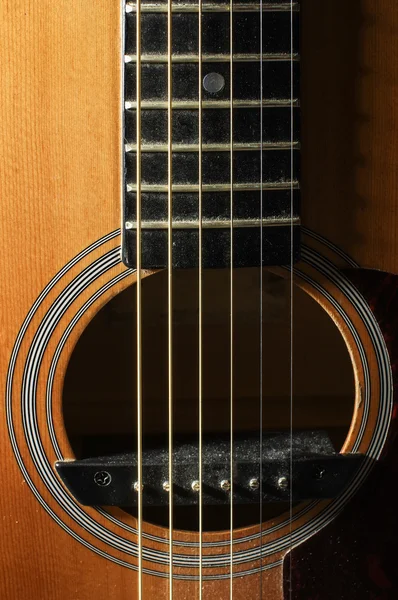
[259,0,264,595]
[198,0,203,595]
[167,0,174,596]
[135,0,143,598]
[229,0,234,596]
[135,4,292,597]
[289,1,294,598]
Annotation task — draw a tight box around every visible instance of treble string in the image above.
[167,0,174,597]
[135,0,143,597]
[229,0,234,596]
[198,0,203,595]
[259,0,264,596]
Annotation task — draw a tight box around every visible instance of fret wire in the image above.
[125,99,300,109]
[126,3,299,14]
[125,216,300,229]
[126,181,300,192]
[125,53,300,63]
[134,0,144,598]
[167,0,174,596]
[125,142,300,152]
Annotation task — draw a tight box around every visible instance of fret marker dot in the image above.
[203,72,225,94]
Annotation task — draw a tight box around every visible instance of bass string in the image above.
[167,0,174,596]
[289,1,295,598]
[259,0,264,596]
[134,1,174,595]
[198,0,204,595]
[229,0,234,596]
[135,0,143,598]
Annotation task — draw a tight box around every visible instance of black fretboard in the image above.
[122,0,300,269]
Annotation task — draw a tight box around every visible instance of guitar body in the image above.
[1,1,397,599]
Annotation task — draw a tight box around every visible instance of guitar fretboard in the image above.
[123,0,300,269]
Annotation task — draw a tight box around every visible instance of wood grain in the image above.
[302,0,398,272]
[0,0,397,599]
[0,1,126,598]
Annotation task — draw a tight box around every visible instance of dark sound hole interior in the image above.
[63,268,355,531]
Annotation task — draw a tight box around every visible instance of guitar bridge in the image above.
[55,431,365,507]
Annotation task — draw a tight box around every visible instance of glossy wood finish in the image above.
[0,2,124,598]
[301,0,398,272]
[0,1,397,599]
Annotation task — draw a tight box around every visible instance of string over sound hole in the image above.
[63,268,355,531]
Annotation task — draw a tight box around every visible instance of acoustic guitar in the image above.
[1,1,398,598]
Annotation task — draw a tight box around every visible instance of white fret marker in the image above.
[203,72,225,94]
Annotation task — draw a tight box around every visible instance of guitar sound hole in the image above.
[63,268,355,531]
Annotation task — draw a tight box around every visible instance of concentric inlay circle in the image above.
[6,230,393,579]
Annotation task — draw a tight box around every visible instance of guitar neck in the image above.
[122,0,301,269]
